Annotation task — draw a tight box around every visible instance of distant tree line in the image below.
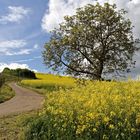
[2,68,36,79]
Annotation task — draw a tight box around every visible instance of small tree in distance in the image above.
[43,3,139,80]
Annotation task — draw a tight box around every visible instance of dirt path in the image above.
[0,83,44,117]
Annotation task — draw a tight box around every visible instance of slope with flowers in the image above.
[21,74,140,140]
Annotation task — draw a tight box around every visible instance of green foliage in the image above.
[0,74,5,88]
[0,84,15,103]
[2,68,36,79]
[0,112,37,140]
[43,3,139,80]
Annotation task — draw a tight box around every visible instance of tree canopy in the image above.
[43,3,139,80]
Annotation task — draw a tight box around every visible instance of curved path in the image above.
[0,83,44,117]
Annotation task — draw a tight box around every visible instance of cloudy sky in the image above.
[0,0,140,78]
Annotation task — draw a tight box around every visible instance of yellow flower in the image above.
[131,128,136,133]
[110,111,116,117]
[118,122,122,127]
[103,117,110,123]
[103,134,108,140]
[93,128,97,133]
[21,74,140,137]
[109,124,115,129]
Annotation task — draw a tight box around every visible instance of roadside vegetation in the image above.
[0,111,37,140]
[0,74,15,104]
[0,69,39,140]
[0,68,36,104]
[0,84,15,103]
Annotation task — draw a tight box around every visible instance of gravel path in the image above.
[0,83,44,117]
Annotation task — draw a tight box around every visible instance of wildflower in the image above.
[110,111,116,117]
[93,128,97,133]
[131,128,136,133]
[118,122,122,127]
[103,134,108,140]
[103,117,110,123]
[109,124,115,129]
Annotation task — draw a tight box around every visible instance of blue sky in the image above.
[0,0,140,78]
[0,0,49,72]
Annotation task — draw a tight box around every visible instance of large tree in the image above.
[43,3,139,80]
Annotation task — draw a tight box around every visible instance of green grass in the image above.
[0,111,38,140]
[0,84,15,103]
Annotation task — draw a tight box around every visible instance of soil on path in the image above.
[0,83,44,117]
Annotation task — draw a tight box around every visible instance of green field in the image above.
[20,73,140,140]
[0,84,15,103]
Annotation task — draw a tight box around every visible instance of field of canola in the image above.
[22,74,140,140]
[21,73,76,94]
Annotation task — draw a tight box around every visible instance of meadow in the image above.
[20,73,140,140]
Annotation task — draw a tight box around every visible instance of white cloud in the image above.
[0,40,26,49]
[0,40,27,55]
[0,63,29,72]
[0,6,30,24]
[42,0,96,32]
[0,63,37,72]
[13,58,35,63]
[15,49,31,55]
[42,0,140,78]
[104,0,140,38]
[5,49,31,56]
[42,0,140,38]
[12,56,41,63]
[0,41,40,56]
[33,44,39,49]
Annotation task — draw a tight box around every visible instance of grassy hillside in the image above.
[0,68,36,103]
[20,73,140,140]
[0,84,15,103]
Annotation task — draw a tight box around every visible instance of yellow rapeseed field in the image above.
[22,74,140,139]
[22,73,76,87]
[21,73,76,93]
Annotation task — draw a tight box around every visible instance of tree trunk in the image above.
[97,60,104,80]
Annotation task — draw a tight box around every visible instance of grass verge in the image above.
[0,84,15,103]
[0,111,38,140]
